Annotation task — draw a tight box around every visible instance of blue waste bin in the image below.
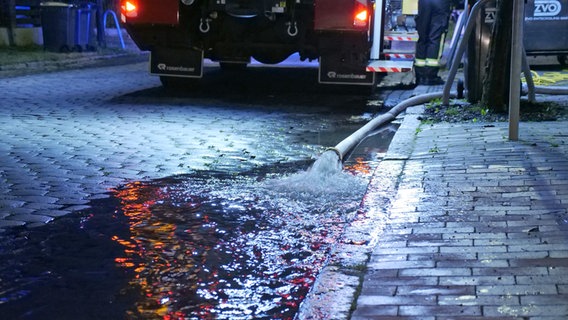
[40,1,97,52]
[75,3,97,51]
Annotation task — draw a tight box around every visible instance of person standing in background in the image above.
[414,0,451,85]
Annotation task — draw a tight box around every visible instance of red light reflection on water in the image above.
[110,177,344,319]
[344,157,373,177]
[112,181,196,319]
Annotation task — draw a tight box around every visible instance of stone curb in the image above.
[0,50,148,78]
[296,106,425,319]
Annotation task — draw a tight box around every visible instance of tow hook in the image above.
[286,21,298,37]
[199,18,211,33]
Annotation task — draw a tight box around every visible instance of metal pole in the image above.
[508,0,525,141]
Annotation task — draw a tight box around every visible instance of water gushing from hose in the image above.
[265,150,366,203]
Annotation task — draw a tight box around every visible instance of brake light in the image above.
[121,0,138,18]
[353,1,369,27]
[355,10,368,24]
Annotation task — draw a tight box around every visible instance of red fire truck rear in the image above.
[120,0,415,87]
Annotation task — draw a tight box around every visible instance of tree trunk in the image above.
[480,0,513,113]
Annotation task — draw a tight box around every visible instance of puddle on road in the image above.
[109,163,366,319]
[0,128,396,320]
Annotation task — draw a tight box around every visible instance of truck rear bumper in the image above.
[124,24,189,51]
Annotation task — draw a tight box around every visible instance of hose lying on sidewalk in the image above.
[328,91,457,162]
[327,78,568,164]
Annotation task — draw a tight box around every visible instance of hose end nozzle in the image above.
[325,147,343,163]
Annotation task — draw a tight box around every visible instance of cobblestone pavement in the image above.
[1,62,373,232]
[299,88,568,319]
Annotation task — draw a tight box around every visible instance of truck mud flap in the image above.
[318,56,375,86]
[150,48,203,78]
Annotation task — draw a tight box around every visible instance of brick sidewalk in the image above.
[349,114,568,319]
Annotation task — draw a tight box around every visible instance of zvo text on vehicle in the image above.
[534,0,562,17]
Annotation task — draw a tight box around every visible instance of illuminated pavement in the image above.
[299,89,568,319]
[0,55,406,234]
[0,63,339,231]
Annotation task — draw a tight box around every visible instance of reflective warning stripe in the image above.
[415,59,440,67]
[414,58,426,67]
[367,60,414,72]
[425,58,440,67]
[385,53,415,59]
[384,35,418,41]
[366,66,413,72]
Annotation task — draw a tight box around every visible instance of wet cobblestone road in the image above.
[0,62,396,231]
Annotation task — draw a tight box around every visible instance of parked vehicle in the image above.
[120,0,416,87]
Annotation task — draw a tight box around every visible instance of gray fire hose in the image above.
[329,91,457,162]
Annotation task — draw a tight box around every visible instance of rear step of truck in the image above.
[367,30,417,73]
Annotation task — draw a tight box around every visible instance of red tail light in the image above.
[121,0,138,18]
[353,1,369,27]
